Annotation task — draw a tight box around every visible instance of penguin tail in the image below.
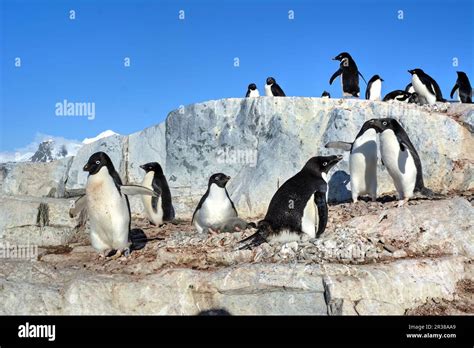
[236,221,271,250]
[325,141,352,151]
[129,228,164,251]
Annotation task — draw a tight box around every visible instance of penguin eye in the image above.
[95,160,100,165]
[323,162,328,166]
[382,121,387,126]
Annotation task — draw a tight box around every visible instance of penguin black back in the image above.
[451,71,472,103]
[140,161,175,221]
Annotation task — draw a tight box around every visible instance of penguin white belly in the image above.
[350,129,378,200]
[369,80,382,101]
[301,193,317,238]
[194,185,236,233]
[412,75,436,105]
[86,167,130,251]
[141,171,164,225]
[264,84,273,96]
[249,89,260,97]
[380,130,417,199]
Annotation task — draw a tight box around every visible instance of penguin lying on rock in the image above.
[192,173,254,234]
[238,155,342,250]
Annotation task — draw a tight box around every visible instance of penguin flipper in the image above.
[314,192,328,238]
[151,181,163,212]
[325,141,352,151]
[245,90,250,98]
[329,69,342,85]
[69,195,87,218]
[450,84,458,99]
[120,185,158,197]
[358,71,368,85]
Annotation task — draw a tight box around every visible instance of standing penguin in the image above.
[245,83,260,97]
[370,118,434,206]
[82,152,158,257]
[450,71,472,103]
[408,69,445,105]
[192,173,238,234]
[330,52,366,97]
[365,75,384,101]
[238,155,343,249]
[264,77,286,96]
[140,162,175,226]
[325,120,378,203]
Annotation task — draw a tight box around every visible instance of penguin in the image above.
[192,173,238,234]
[82,152,158,257]
[238,155,343,249]
[383,90,413,102]
[405,83,415,94]
[450,71,472,103]
[370,118,435,206]
[140,162,175,226]
[245,83,260,98]
[264,77,286,97]
[408,69,445,105]
[365,75,383,101]
[325,120,378,203]
[321,91,331,98]
[329,52,366,97]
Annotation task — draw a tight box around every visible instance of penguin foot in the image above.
[397,198,409,207]
[122,247,131,257]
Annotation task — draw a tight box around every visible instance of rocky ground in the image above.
[1,192,467,315]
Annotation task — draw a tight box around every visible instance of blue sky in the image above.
[1,0,472,151]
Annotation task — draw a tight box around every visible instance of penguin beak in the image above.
[332,57,337,60]
[226,175,231,182]
[408,70,413,74]
[139,164,146,170]
[336,155,343,161]
[83,163,90,172]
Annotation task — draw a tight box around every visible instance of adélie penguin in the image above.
[330,52,367,97]
[245,83,260,97]
[238,155,343,250]
[325,120,378,203]
[75,152,160,257]
[140,162,175,226]
[408,69,445,105]
[383,90,415,103]
[321,91,331,98]
[365,75,383,101]
[370,118,438,207]
[192,173,253,234]
[450,71,472,103]
[265,77,286,96]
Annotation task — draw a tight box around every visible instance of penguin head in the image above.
[321,91,330,97]
[266,77,276,85]
[209,173,231,188]
[369,118,402,133]
[83,151,114,175]
[371,74,384,82]
[248,83,257,90]
[140,162,164,175]
[456,71,467,79]
[408,68,423,76]
[304,155,343,176]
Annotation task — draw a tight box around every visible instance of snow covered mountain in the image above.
[0,130,119,164]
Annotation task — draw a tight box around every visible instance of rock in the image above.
[1,158,73,198]
[347,197,474,258]
[0,195,83,246]
[165,98,473,218]
[393,250,408,258]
